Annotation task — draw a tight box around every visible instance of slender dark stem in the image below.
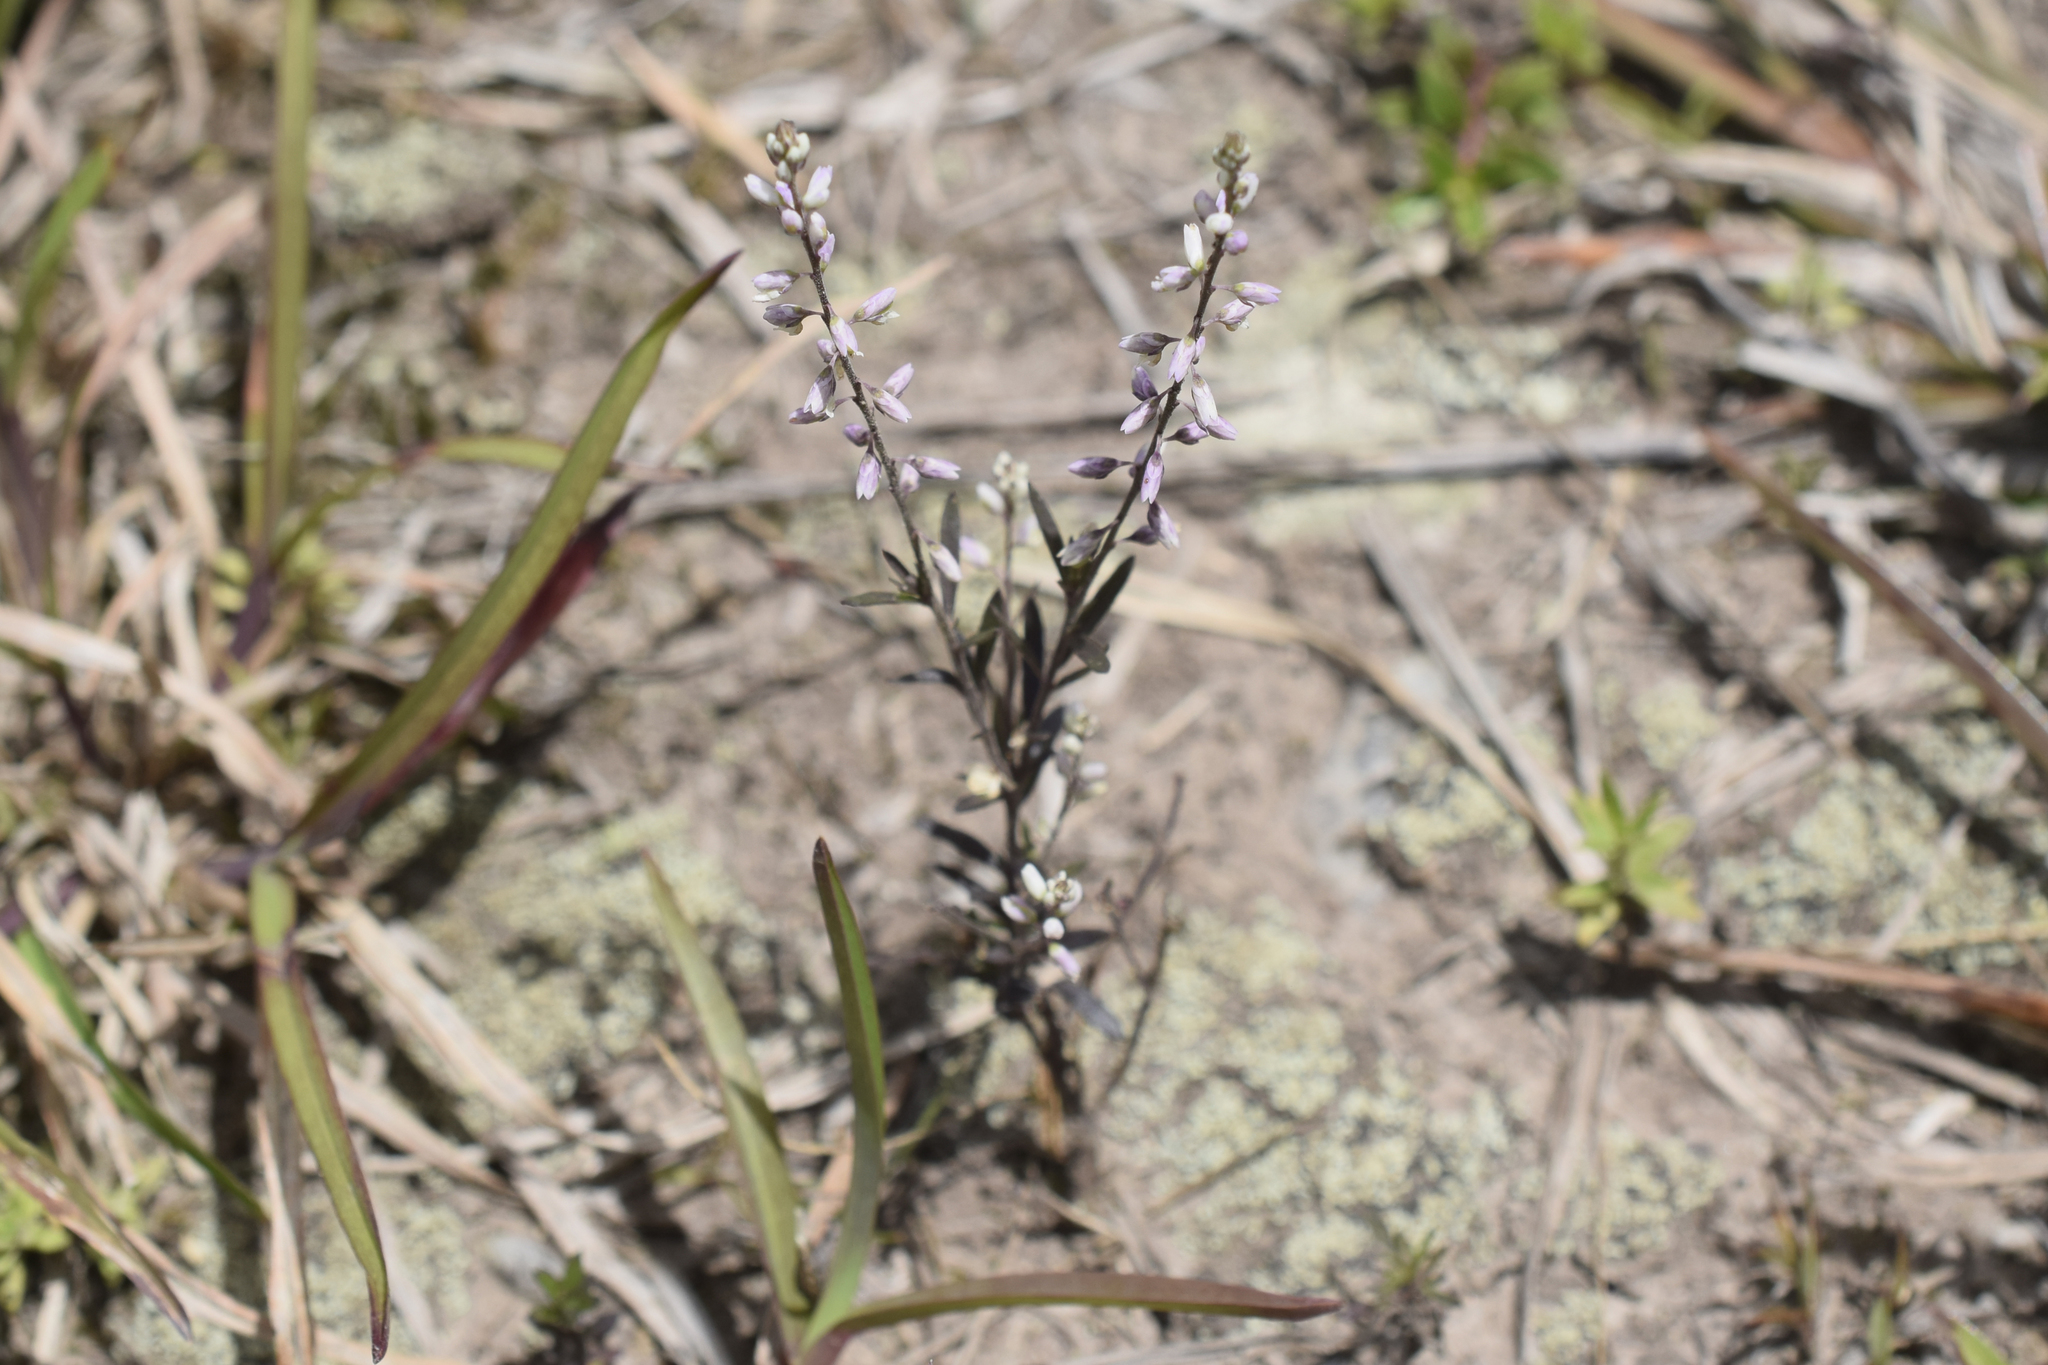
[794,229,1007,773]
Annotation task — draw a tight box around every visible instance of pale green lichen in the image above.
[305,1174,472,1353]
[412,799,767,1106]
[1713,743,2048,973]
[1371,733,1531,868]
[1532,1290,1607,1365]
[309,111,525,241]
[106,1295,239,1365]
[1628,679,1721,773]
[1078,903,1527,1295]
[1552,1127,1721,1263]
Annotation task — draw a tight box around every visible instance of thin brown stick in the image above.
[1705,429,2048,780]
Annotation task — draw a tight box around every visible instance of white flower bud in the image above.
[1042,916,1065,941]
[1204,211,1234,235]
[1020,863,1048,901]
[1183,223,1204,270]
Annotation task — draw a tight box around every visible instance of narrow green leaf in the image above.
[0,1112,191,1338]
[1955,1323,2013,1365]
[798,1272,1341,1365]
[1071,634,1109,674]
[802,840,887,1344]
[256,0,317,555]
[1070,553,1133,643]
[843,591,917,607]
[424,435,568,472]
[1864,1295,1892,1365]
[1028,486,1063,558]
[251,863,389,1361]
[292,254,736,846]
[14,930,263,1217]
[10,145,112,398]
[642,854,809,1328]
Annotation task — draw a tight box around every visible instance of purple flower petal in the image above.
[1216,299,1255,331]
[1049,944,1081,979]
[1201,415,1238,440]
[959,534,991,568]
[1147,500,1179,549]
[1055,526,1108,566]
[1233,281,1282,306]
[776,181,796,210]
[855,453,881,500]
[1151,266,1194,293]
[1067,456,1123,479]
[930,543,962,582]
[1189,374,1219,426]
[1118,331,1175,360]
[762,303,813,334]
[830,315,860,356]
[780,207,803,234]
[1120,398,1157,435]
[1233,171,1259,209]
[909,456,961,480]
[843,422,870,446]
[1140,450,1163,503]
[873,388,912,423]
[899,463,921,493]
[1167,336,1197,384]
[744,174,776,206]
[752,270,798,300]
[818,233,836,264]
[802,164,833,208]
[855,287,897,321]
[1222,229,1248,255]
[1167,422,1206,445]
[1194,189,1217,220]
[808,211,828,243]
[1131,365,1157,402]
[883,362,915,396]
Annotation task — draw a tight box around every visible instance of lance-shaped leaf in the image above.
[798,1273,1342,1365]
[251,863,389,1361]
[12,925,264,1216]
[801,841,888,1344]
[309,487,643,845]
[292,254,736,847]
[0,1110,190,1339]
[254,0,316,555]
[642,855,809,1330]
[8,144,112,401]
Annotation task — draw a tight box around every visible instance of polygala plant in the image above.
[747,117,1280,1044]
[663,120,1337,1363]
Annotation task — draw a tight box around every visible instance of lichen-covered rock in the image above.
[409,800,768,1109]
[1629,678,1721,773]
[309,110,527,248]
[1079,902,1528,1295]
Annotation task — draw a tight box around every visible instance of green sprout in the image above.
[1372,1,1603,249]
[533,1255,601,1335]
[1956,1322,2016,1365]
[0,1177,70,1314]
[1559,777,1700,946]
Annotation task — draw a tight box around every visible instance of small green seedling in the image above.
[533,1255,601,1334]
[643,841,1340,1365]
[1559,777,1700,946]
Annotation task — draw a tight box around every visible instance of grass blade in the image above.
[642,853,809,1330]
[798,1272,1341,1365]
[417,435,568,472]
[251,863,389,1360]
[802,840,887,1344]
[0,1111,191,1339]
[292,254,736,847]
[7,144,111,401]
[12,925,264,1215]
[255,0,316,556]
